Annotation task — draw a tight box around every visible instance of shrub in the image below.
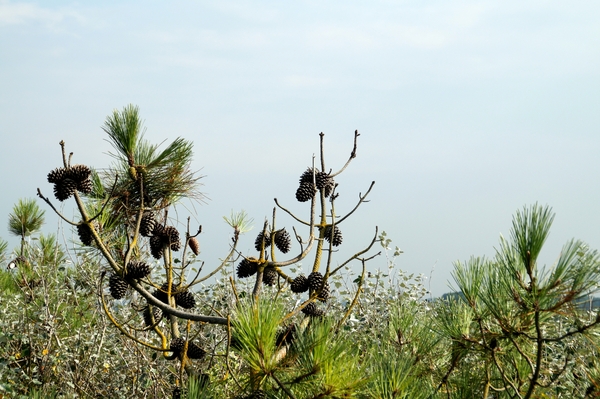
[2,105,599,398]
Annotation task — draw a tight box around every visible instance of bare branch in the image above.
[274,198,310,226]
[99,273,167,351]
[128,279,228,325]
[331,129,359,178]
[336,181,376,225]
[36,188,78,226]
[189,239,237,285]
[331,226,380,276]
[336,258,366,331]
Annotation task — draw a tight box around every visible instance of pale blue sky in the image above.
[1,1,599,295]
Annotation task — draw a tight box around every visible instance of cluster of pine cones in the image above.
[235,228,292,284]
[47,164,93,201]
[138,212,182,259]
[169,337,206,359]
[107,261,152,299]
[108,278,197,311]
[77,195,201,329]
[294,167,344,246]
[295,167,335,202]
[138,211,199,258]
[151,282,196,309]
[291,271,330,317]
[107,262,197,316]
[109,273,198,331]
[143,305,162,326]
[237,267,332,317]
[254,228,291,254]
[236,259,279,286]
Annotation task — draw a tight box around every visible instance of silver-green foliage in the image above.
[0,236,175,398]
[4,203,600,398]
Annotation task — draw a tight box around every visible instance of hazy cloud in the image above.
[0,1,83,27]
[282,74,331,88]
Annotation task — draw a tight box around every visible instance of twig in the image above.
[252,268,264,301]
[188,239,238,285]
[230,276,240,307]
[59,140,67,168]
[337,181,376,225]
[323,187,337,281]
[268,237,316,268]
[330,130,359,178]
[490,347,523,398]
[123,175,146,272]
[336,259,367,330]
[98,273,166,351]
[274,198,310,226]
[183,260,205,289]
[523,310,544,399]
[87,174,120,223]
[271,371,298,399]
[259,220,269,262]
[269,195,317,268]
[271,208,278,264]
[226,315,244,391]
[281,293,320,323]
[330,227,380,276]
[292,226,305,253]
[128,278,228,324]
[274,266,293,284]
[506,333,535,375]
[36,188,78,226]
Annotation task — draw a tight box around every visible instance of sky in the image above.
[1,0,599,296]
